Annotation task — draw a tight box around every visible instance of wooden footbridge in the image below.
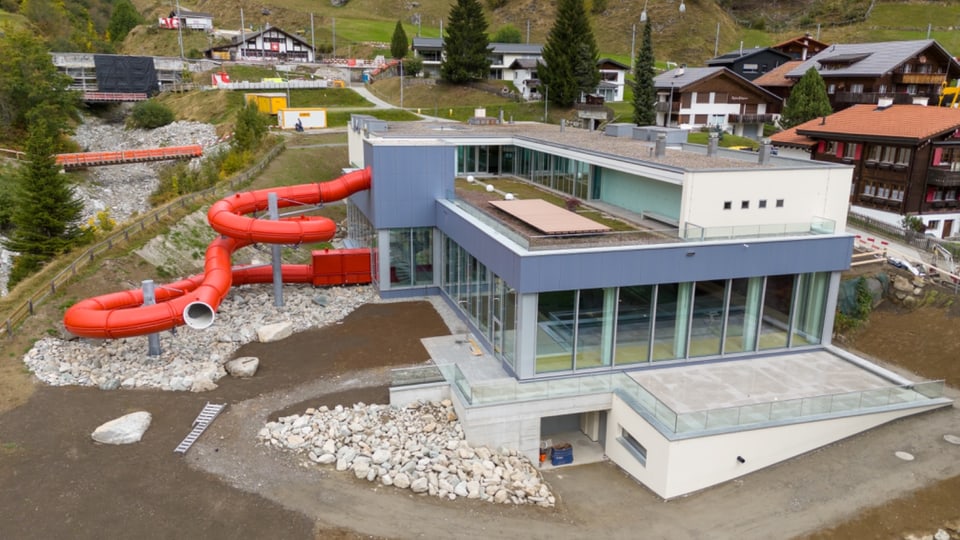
[55,144,203,169]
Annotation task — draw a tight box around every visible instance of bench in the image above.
[641,211,679,228]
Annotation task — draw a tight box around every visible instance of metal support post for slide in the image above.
[142,280,162,356]
[268,192,284,307]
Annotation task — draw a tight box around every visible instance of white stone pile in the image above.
[22,284,376,391]
[72,118,221,224]
[258,399,555,507]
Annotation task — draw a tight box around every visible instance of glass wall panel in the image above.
[412,228,433,285]
[759,274,795,350]
[575,161,590,199]
[724,277,762,353]
[501,146,514,175]
[467,256,480,325]
[518,147,531,179]
[535,290,576,373]
[689,280,727,358]
[792,272,829,346]
[574,288,612,369]
[488,146,500,174]
[652,283,690,361]
[502,286,517,369]
[465,146,476,173]
[614,285,652,365]
[388,229,412,286]
[478,146,488,173]
[476,261,490,336]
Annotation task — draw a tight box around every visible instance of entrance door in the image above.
[944,219,954,238]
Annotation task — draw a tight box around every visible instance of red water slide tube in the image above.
[63,167,372,339]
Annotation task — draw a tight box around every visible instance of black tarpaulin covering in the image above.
[93,55,159,94]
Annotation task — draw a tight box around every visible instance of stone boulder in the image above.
[92,411,152,444]
[257,322,293,343]
[225,356,260,378]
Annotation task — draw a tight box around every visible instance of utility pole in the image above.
[543,85,548,123]
[175,0,184,59]
[310,13,315,61]
[714,22,720,57]
[526,20,530,44]
[333,17,337,58]
[630,24,636,71]
[240,7,245,60]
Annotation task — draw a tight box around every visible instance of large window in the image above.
[688,280,727,358]
[759,274,794,349]
[613,286,653,365]
[388,228,433,287]
[652,283,690,361]
[791,272,829,346]
[574,288,613,369]
[724,277,762,353]
[536,290,576,373]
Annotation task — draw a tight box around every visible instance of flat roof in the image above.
[370,120,843,172]
[488,199,611,235]
[628,350,894,413]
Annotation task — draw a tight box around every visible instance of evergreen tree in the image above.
[390,20,409,61]
[3,117,86,285]
[441,0,491,84]
[539,0,599,107]
[108,0,143,44]
[0,29,79,141]
[632,20,656,126]
[780,68,833,129]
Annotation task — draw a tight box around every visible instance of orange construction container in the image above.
[311,248,372,286]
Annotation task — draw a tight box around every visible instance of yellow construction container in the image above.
[244,93,288,115]
[277,108,327,130]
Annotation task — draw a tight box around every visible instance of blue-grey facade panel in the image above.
[363,143,455,229]
[438,203,853,293]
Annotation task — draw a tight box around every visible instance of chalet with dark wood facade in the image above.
[784,40,960,112]
[770,103,960,238]
[771,34,830,61]
[653,67,781,139]
[706,47,792,81]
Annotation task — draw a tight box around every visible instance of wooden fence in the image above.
[0,143,284,341]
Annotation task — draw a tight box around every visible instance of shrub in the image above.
[128,100,175,129]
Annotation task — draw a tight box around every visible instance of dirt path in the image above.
[2,279,959,539]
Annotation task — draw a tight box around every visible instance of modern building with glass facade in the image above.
[342,116,950,499]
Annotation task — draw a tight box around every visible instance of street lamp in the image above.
[640,0,648,22]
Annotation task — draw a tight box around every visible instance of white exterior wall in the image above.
[452,391,611,462]
[680,167,852,232]
[277,109,327,130]
[599,69,626,102]
[607,394,948,499]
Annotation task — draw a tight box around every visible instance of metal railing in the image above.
[432,362,946,436]
[1,143,284,341]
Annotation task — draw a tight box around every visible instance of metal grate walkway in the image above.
[174,402,226,455]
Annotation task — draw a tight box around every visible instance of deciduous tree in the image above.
[539,0,599,107]
[780,68,833,129]
[441,0,491,84]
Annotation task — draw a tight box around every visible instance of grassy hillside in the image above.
[120,0,960,66]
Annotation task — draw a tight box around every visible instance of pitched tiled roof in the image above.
[753,61,803,87]
[793,104,960,140]
[769,127,816,148]
[411,37,542,55]
[772,35,830,51]
[785,39,958,78]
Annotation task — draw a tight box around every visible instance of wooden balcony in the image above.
[832,92,921,105]
[895,73,947,85]
[729,113,777,124]
[927,167,960,187]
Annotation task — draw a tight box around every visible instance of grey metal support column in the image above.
[142,280,161,356]
[268,192,284,307]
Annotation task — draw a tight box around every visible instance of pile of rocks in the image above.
[258,400,555,507]
[23,284,376,391]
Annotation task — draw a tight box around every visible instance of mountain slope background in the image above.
[3,0,960,66]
